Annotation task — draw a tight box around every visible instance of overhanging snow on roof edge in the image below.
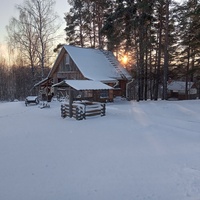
[52,80,113,91]
[34,77,50,87]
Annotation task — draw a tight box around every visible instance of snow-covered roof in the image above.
[167,81,195,91]
[25,96,38,101]
[52,80,113,90]
[64,45,132,81]
[34,77,50,87]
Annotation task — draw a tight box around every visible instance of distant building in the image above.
[167,81,197,100]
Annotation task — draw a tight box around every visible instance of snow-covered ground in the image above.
[0,98,200,200]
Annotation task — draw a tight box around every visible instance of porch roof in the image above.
[52,80,113,91]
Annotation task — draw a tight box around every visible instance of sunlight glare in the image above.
[122,55,128,65]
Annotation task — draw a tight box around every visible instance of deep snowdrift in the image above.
[0,99,200,200]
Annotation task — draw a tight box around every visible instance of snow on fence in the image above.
[61,101,106,120]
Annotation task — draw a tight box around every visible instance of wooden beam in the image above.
[69,87,74,118]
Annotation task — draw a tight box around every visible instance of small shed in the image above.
[167,81,197,100]
[53,80,113,119]
[53,80,113,102]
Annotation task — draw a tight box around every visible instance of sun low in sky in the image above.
[122,55,128,65]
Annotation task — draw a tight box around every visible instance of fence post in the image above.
[69,88,73,118]
[61,104,67,118]
[101,103,106,116]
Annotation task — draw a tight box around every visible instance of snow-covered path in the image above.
[0,99,200,200]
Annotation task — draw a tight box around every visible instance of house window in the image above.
[66,54,73,71]
[59,55,72,72]
[66,64,71,71]
[100,90,108,98]
[66,54,69,64]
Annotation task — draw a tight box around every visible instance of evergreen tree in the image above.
[65,0,200,101]
[175,0,200,99]
[65,0,111,48]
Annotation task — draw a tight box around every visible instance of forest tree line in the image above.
[1,0,200,101]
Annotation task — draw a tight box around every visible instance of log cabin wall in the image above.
[112,80,127,98]
[56,53,85,81]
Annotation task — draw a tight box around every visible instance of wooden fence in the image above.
[61,101,106,120]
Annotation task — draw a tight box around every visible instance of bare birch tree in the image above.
[6,0,60,80]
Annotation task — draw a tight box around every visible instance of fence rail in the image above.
[61,101,106,120]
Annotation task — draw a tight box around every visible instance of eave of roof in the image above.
[48,47,66,78]
[34,77,51,87]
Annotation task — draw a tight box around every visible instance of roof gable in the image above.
[63,45,131,81]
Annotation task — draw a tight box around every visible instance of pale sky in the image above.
[0,0,70,45]
[0,0,182,48]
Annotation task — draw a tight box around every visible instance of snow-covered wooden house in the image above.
[167,81,197,100]
[35,45,132,102]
